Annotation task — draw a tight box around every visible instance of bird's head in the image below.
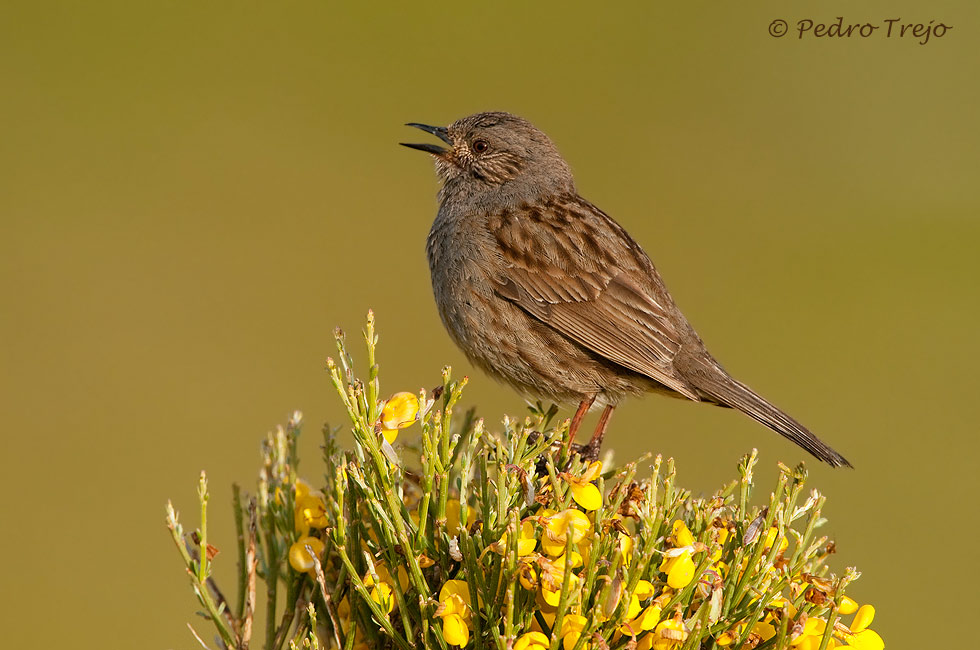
[401,112,575,207]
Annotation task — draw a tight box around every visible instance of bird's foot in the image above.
[571,441,602,462]
[543,442,600,474]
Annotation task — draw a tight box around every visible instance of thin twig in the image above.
[185,540,239,639]
[241,499,259,649]
[233,484,248,621]
[312,551,344,650]
[187,623,215,650]
[271,577,307,650]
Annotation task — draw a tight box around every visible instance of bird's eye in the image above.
[472,139,489,154]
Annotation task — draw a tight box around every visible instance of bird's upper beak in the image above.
[400,123,452,155]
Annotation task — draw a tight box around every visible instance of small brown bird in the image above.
[402,112,851,468]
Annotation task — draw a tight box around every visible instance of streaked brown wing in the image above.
[489,196,701,401]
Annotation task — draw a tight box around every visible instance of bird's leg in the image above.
[580,405,615,461]
[563,395,596,457]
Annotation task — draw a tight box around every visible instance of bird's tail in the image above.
[694,365,852,468]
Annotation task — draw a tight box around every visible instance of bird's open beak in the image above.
[400,123,452,155]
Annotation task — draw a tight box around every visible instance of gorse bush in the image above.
[167,313,883,650]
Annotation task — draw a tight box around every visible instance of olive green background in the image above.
[2,1,977,647]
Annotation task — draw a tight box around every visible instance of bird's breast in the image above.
[426,210,501,338]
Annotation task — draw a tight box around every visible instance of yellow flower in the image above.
[563,461,603,511]
[636,632,656,650]
[751,621,777,644]
[435,580,472,647]
[294,478,317,500]
[620,604,662,636]
[336,598,369,648]
[287,535,325,573]
[363,576,395,615]
[714,629,736,647]
[439,579,472,605]
[579,537,593,568]
[530,601,557,635]
[845,629,884,650]
[445,498,463,536]
[618,533,633,567]
[516,519,538,555]
[411,498,463,536]
[515,631,550,650]
[624,594,641,621]
[763,527,789,554]
[850,604,875,633]
[710,524,730,561]
[441,609,469,647]
[391,565,411,592]
[658,522,698,589]
[659,550,696,589]
[768,595,798,620]
[293,484,328,535]
[672,520,695,547]
[713,560,730,578]
[838,595,859,615]
[833,603,883,650]
[553,549,584,571]
[541,570,580,607]
[541,508,592,556]
[634,579,656,600]
[559,614,589,650]
[380,391,420,442]
[651,615,688,650]
[517,559,538,590]
[789,617,828,650]
[494,519,538,556]
[366,564,408,611]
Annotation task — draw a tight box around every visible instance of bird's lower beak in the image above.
[400,123,452,155]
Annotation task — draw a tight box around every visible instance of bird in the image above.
[401,111,851,468]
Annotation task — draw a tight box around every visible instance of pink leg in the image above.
[564,395,596,456]
[582,405,615,461]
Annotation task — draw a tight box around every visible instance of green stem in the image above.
[333,543,414,650]
[232,484,247,621]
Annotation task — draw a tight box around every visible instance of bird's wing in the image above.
[488,196,701,401]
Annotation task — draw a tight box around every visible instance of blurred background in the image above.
[2,1,977,647]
